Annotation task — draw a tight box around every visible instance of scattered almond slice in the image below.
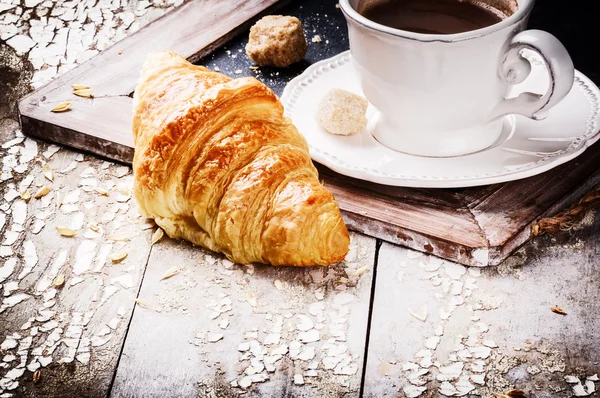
[274,280,284,290]
[347,266,370,277]
[551,306,567,315]
[135,299,151,309]
[20,189,32,202]
[52,275,65,288]
[107,232,131,242]
[151,228,164,244]
[312,35,322,43]
[42,164,54,181]
[71,84,90,90]
[51,102,71,112]
[33,369,41,384]
[89,223,100,232]
[34,185,51,198]
[94,187,109,196]
[247,291,258,307]
[409,305,428,322]
[160,267,179,280]
[56,226,77,237]
[109,251,128,263]
[73,88,93,98]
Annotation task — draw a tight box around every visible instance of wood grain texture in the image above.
[17,0,600,268]
[0,143,153,398]
[111,233,376,397]
[363,234,600,397]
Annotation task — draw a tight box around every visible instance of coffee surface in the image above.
[360,0,507,34]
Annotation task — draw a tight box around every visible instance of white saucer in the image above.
[281,50,600,188]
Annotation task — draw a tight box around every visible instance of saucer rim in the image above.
[281,50,600,188]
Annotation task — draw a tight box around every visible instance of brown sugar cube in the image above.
[316,89,369,136]
[245,15,308,68]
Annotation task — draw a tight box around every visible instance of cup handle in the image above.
[490,29,575,121]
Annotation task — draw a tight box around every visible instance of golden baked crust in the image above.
[132,51,350,266]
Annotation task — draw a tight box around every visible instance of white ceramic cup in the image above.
[340,0,575,157]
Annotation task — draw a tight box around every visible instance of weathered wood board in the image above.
[362,232,600,397]
[17,0,600,267]
[0,123,154,397]
[111,234,376,397]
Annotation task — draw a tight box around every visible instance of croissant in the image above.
[132,51,350,266]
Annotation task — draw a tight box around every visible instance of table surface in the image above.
[1,1,599,398]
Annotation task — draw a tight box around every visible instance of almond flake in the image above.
[247,291,257,307]
[33,369,41,384]
[51,102,71,112]
[551,306,567,315]
[42,165,54,181]
[160,267,179,280]
[109,251,128,263]
[151,228,164,244]
[20,189,32,202]
[89,223,100,232]
[409,305,428,322]
[94,187,109,196]
[34,186,51,198]
[71,84,90,90]
[73,88,93,98]
[107,232,130,242]
[207,333,223,343]
[56,226,77,237]
[52,275,65,288]
[135,299,150,309]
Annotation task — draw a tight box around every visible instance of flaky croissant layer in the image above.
[132,51,350,266]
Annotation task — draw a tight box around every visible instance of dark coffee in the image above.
[360,0,508,35]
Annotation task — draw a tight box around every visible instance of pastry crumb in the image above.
[245,15,308,68]
[312,35,322,43]
[316,89,369,136]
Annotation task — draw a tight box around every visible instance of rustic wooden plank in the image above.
[0,126,153,397]
[111,233,376,397]
[318,166,487,249]
[363,232,600,398]
[482,166,600,266]
[20,96,135,164]
[465,145,600,248]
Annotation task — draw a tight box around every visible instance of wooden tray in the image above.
[18,0,600,267]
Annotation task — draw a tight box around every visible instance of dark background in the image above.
[204,0,600,95]
[529,1,599,85]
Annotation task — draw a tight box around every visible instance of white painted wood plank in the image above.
[112,234,376,397]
